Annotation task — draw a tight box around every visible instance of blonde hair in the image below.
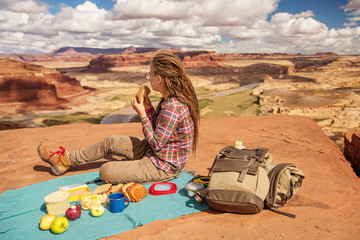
[152,53,200,152]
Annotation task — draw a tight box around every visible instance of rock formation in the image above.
[253,56,360,148]
[344,132,360,177]
[86,53,154,72]
[0,116,359,239]
[0,59,84,112]
[85,50,225,72]
[0,46,159,66]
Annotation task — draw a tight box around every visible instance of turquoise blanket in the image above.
[0,172,208,239]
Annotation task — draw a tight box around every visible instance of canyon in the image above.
[0,47,359,172]
[252,55,360,148]
[0,59,84,110]
[0,47,359,239]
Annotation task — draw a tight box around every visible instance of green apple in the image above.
[50,216,69,234]
[39,214,56,230]
[90,206,105,217]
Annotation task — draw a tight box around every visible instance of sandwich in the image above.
[136,85,151,103]
[120,182,148,202]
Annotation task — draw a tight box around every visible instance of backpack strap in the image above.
[266,163,297,218]
[209,147,268,178]
[237,148,267,182]
[268,206,296,218]
[237,157,256,182]
[208,146,234,175]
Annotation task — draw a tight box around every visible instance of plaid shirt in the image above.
[141,96,194,173]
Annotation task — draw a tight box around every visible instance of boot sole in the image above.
[37,145,63,176]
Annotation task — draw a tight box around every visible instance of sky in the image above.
[0,0,359,55]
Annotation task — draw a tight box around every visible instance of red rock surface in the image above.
[0,115,359,239]
[0,59,84,111]
[344,132,360,177]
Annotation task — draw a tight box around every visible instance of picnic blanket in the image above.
[0,171,208,240]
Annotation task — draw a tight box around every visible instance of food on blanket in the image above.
[136,85,151,103]
[120,182,148,202]
[44,191,70,216]
[91,206,105,217]
[128,183,148,202]
[120,183,134,200]
[65,204,81,220]
[109,184,124,194]
[50,216,69,234]
[39,214,56,230]
[59,184,90,202]
[92,183,112,195]
[79,193,108,210]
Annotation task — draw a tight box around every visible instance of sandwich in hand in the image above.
[136,85,151,103]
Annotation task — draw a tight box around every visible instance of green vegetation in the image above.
[108,96,121,101]
[198,99,214,110]
[199,89,260,118]
[42,113,106,126]
[313,118,329,122]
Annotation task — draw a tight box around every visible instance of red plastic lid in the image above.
[149,182,177,195]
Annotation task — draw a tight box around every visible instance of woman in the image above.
[38,53,200,184]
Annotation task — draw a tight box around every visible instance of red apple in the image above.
[66,204,81,220]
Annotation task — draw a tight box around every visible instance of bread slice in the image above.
[127,183,148,202]
[92,183,112,195]
[120,182,135,201]
[109,184,124,194]
[136,85,151,103]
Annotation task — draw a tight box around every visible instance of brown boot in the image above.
[38,144,72,175]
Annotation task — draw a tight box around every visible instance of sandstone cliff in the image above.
[0,59,84,114]
[85,50,225,72]
[253,56,360,148]
[0,116,359,239]
[344,132,360,177]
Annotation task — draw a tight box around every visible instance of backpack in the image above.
[265,163,305,218]
[196,146,273,214]
[195,146,305,218]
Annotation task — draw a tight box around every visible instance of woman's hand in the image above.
[144,94,153,110]
[131,97,147,119]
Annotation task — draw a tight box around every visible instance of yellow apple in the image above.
[50,216,69,234]
[90,205,105,217]
[39,214,56,230]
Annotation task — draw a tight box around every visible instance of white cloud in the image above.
[111,0,192,20]
[343,0,360,26]
[343,0,360,10]
[0,0,48,13]
[51,2,109,33]
[0,0,359,55]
